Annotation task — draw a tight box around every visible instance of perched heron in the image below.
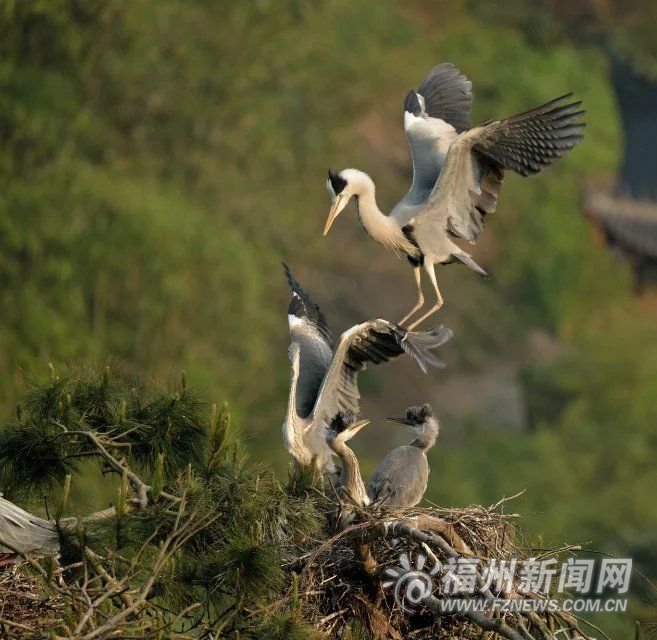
[282,264,452,472]
[325,410,371,527]
[324,62,585,327]
[0,494,59,565]
[367,403,439,508]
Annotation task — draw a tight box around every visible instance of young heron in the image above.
[325,410,371,528]
[367,403,439,508]
[282,264,452,473]
[324,62,585,328]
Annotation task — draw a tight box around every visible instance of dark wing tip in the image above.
[416,62,473,132]
[476,94,586,175]
[283,264,333,343]
[282,262,301,296]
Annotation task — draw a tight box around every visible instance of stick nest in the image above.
[293,497,596,640]
[0,564,65,636]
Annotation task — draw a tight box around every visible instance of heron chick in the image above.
[325,410,371,528]
[324,62,585,328]
[368,403,439,508]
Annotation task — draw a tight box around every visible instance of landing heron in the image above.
[323,62,585,327]
[367,403,439,508]
[282,264,452,472]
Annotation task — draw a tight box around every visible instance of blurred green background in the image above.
[1,1,656,636]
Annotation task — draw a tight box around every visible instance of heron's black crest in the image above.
[330,410,356,433]
[406,403,434,423]
[404,90,422,116]
[328,169,347,196]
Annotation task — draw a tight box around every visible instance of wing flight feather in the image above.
[401,63,472,205]
[311,321,452,427]
[415,94,585,246]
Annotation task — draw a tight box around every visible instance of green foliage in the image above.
[0,0,622,435]
[0,364,327,636]
[0,418,79,495]
[0,363,208,496]
[129,385,207,474]
[286,459,324,499]
[255,611,326,640]
[0,1,654,636]
[199,527,285,601]
[469,0,657,79]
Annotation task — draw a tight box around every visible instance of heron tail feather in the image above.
[452,251,489,279]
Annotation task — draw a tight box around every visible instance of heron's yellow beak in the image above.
[349,418,371,434]
[323,195,348,236]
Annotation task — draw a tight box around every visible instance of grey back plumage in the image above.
[368,445,429,508]
[0,496,59,557]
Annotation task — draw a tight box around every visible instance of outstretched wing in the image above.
[0,496,58,555]
[283,264,334,420]
[401,63,472,205]
[415,62,472,132]
[311,321,452,427]
[415,94,585,246]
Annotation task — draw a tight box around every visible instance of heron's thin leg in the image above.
[407,264,443,330]
[398,266,424,326]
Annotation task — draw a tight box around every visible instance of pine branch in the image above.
[58,428,151,509]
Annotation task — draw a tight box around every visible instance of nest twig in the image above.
[294,496,596,640]
[0,564,65,636]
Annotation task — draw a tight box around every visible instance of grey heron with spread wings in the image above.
[323,63,585,328]
[282,264,452,472]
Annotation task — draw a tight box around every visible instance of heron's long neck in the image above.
[412,418,440,452]
[333,442,369,507]
[284,355,312,466]
[354,183,405,251]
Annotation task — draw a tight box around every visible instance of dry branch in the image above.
[295,502,596,640]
